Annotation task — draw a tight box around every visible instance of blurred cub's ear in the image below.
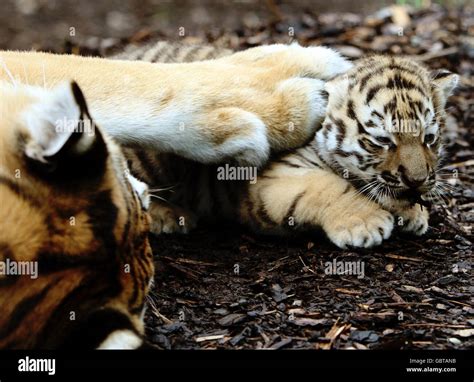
[23,81,107,177]
[430,69,459,104]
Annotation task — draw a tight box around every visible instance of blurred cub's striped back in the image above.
[0,80,154,349]
[111,40,232,63]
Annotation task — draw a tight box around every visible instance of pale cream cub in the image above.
[0,43,350,168]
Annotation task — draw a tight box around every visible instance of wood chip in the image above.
[290,317,328,327]
[319,320,349,349]
[390,5,411,28]
[385,254,423,262]
[218,313,247,327]
[335,288,361,295]
[400,285,424,294]
[453,329,474,338]
[268,338,292,350]
[195,334,226,343]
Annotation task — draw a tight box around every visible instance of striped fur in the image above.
[0,81,154,349]
[119,43,458,248]
[111,41,233,63]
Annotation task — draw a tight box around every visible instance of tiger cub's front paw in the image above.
[324,209,394,249]
[149,202,197,235]
[396,204,429,236]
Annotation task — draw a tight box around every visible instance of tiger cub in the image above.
[237,55,459,248]
[0,80,154,349]
[0,43,344,168]
[118,43,458,248]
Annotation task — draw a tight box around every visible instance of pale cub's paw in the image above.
[324,209,394,249]
[396,204,429,236]
[149,203,197,235]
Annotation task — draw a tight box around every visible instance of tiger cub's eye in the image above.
[424,134,436,145]
[373,136,394,148]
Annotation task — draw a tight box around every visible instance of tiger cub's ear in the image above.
[431,69,459,103]
[23,81,107,176]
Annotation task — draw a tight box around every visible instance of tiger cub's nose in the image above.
[399,166,427,189]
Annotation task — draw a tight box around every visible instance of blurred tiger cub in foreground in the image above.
[116,42,458,248]
[0,80,154,349]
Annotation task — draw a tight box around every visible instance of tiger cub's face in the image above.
[0,81,153,349]
[316,56,459,208]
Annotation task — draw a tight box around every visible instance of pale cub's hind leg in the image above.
[148,200,197,235]
[200,107,270,168]
[219,44,351,154]
[270,78,328,152]
[224,43,353,80]
[239,163,394,248]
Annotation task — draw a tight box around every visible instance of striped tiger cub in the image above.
[0,80,154,349]
[111,40,233,62]
[118,42,458,248]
